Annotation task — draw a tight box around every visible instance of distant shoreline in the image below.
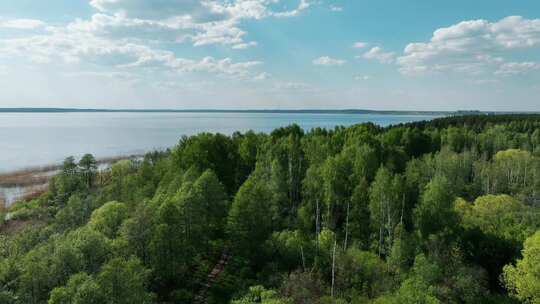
[0,108,484,116]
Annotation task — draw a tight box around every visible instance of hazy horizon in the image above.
[0,112,441,173]
[0,107,480,112]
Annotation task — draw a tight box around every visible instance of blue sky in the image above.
[0,0,539,110]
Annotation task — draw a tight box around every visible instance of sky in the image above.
[0,0,539,111]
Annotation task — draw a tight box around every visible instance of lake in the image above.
[0,112,440,173]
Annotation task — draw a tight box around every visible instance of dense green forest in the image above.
[2,114,540,304]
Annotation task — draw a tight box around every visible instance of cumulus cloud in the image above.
[0,1,319,81]
[232,41,258,49]
[67,12,257,49]
[330,5,343,12]
[68,13,194,42]
[90,0,312,21]
[89,0,222,21]
[353,41,368,49]
[361,47,395,64]
[397,16,540,76]
[83,0,313,49]
[0,24,261,78]
[271,0,312,18]
[313,56,346,66]
[253,72,272,80]
[0,19,46,29]
[495,62,540,76]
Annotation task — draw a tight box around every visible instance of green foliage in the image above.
[457,194,540,290]
[173,133,240,193]
[3,115,540,303]
[178,169,229,252]
[414,176,459,244]
[79,154,98,188]
[335,248,392,299]
[388,253,487,304]
[227,168,279,259]
[280,271,325,303]
[503,230,540,303]
[458,194,539,243]
[97,257,154,304]
[55,195,90,230]
[88,201,128,239]
[231,285,292,304]
[369,167,405,256]
[49,257,153,304]
[149,197,186,289]
[117,204,154,264]
[48,272,104,304]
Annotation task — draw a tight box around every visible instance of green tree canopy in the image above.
[503,230,540,303]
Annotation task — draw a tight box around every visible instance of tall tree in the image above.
[97,257,153,304]
[414,176,459,248]
[178,170,228,254]
[369,167,404,257]
[79,154,97,188]
[227,169,278,259]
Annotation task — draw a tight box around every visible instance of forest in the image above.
[1,114,540,304]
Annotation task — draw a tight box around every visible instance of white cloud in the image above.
[353,41,368,49]
[232,41,258,49]
[151,79,214,92]
[207,1,270,20]
[184,57,262,76]
[271,0,311,18]
[361,47,395,64]
[0,25,261,78]
[467,78,500,85]
[68,13,194,42]
[330,5,343,12]
[83,0,313,49]
[274,81,316,92]
[0,0,316,86]
[0,1,310,86]
[313,56,346,66]
[90,0,312,21]
[355,75,370,81]
[188,19,249,47]
[0,19,46,30]
[253,72,271,80]
[495,62,540,76]
[67,12,253,49]
[89,0,223,21]
[397,16,540,76]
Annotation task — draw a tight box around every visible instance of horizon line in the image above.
[0,107,513,114]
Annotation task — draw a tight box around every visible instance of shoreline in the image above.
[0,108,484,115]
[0,154,143,208]
[0,154,143,186]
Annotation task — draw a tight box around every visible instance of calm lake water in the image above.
[0,112,440,173]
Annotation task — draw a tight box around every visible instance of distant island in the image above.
[0,108,488,115]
